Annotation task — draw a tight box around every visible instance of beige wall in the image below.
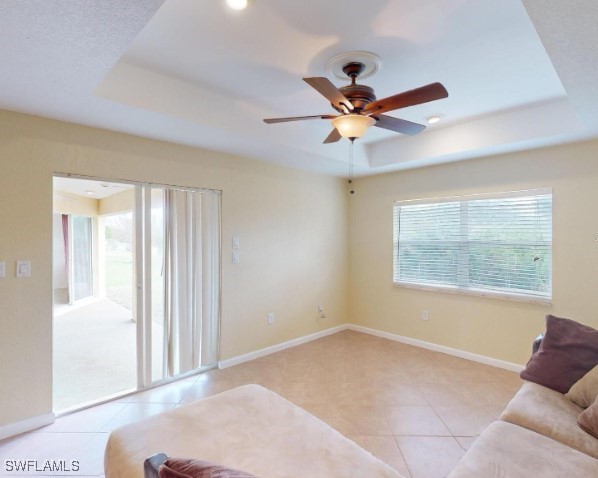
[53,192,99,216]
[349,140,598,366]
[98,188,134,216]
[0,109,349,427]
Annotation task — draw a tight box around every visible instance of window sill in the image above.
[392,281,552,306]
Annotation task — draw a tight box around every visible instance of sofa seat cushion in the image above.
[105,384,403,478]
[448,421,598,478]
[500,381,598,458]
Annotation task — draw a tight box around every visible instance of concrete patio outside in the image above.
[53,298,164,411]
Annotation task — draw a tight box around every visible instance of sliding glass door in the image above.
[53,175,221,411]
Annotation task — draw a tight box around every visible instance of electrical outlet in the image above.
[594,233,598,242]
[422,310,429,321]
[267,313,274,325]
[318,304,326,319]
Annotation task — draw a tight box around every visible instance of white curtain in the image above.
[164,189,220,376]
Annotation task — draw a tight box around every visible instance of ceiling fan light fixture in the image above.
[225,0,251,10]
[426,114,442,124]
[332,114,375,139]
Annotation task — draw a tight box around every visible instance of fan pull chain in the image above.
[348,139,355,195]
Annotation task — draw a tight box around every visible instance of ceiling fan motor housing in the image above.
[339,62,377,111]
[339,84,376,111]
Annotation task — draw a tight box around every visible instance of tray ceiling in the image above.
[1,0,596,176]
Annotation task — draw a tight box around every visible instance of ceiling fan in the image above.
[263,61,448,143]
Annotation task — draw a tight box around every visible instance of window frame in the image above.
[392,189,553,305]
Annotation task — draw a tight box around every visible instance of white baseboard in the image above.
[220,322,524,373]
[218,325,348,369]
[348,324,524,372]
[0,412,55,441]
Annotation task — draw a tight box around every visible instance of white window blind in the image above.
[393,189,552,301]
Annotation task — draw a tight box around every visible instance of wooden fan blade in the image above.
[365,82,448,115]
[263,114,335,124]
[323,128,342,144]
[373,115,426,136]
[303,77,354,112]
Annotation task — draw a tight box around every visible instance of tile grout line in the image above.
[391,435,414,478]
[379,395,415,477]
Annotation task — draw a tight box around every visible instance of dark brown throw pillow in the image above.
[578,396,598,439]
[159,458,258,478]
[520,315,598,393]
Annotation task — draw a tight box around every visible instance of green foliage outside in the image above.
[106,251,133,288]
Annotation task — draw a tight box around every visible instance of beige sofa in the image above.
[105,384,403,478]
[449,381,598,477]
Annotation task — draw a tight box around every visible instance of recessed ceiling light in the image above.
[226,0,250,10]
[426,115,442,124]
[85,190,94,195]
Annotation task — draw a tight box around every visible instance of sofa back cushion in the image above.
[520,315,598,394]
[567,364,598,408]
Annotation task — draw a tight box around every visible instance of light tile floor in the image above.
[0,331,523,478]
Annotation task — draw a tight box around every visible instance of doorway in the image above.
[52,176,221,412]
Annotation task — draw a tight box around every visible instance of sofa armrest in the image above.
[144,453,169,478]
[532,333,544,355]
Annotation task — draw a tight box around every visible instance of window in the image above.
[393,189,552,301]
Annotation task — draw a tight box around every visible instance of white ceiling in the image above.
[54,177,133,200]
[1,0,597,177]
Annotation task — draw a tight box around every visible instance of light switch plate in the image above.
[16,260,31,278]
[232,236,240,249]
[0,261,5,278]
[232,251,240,264]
